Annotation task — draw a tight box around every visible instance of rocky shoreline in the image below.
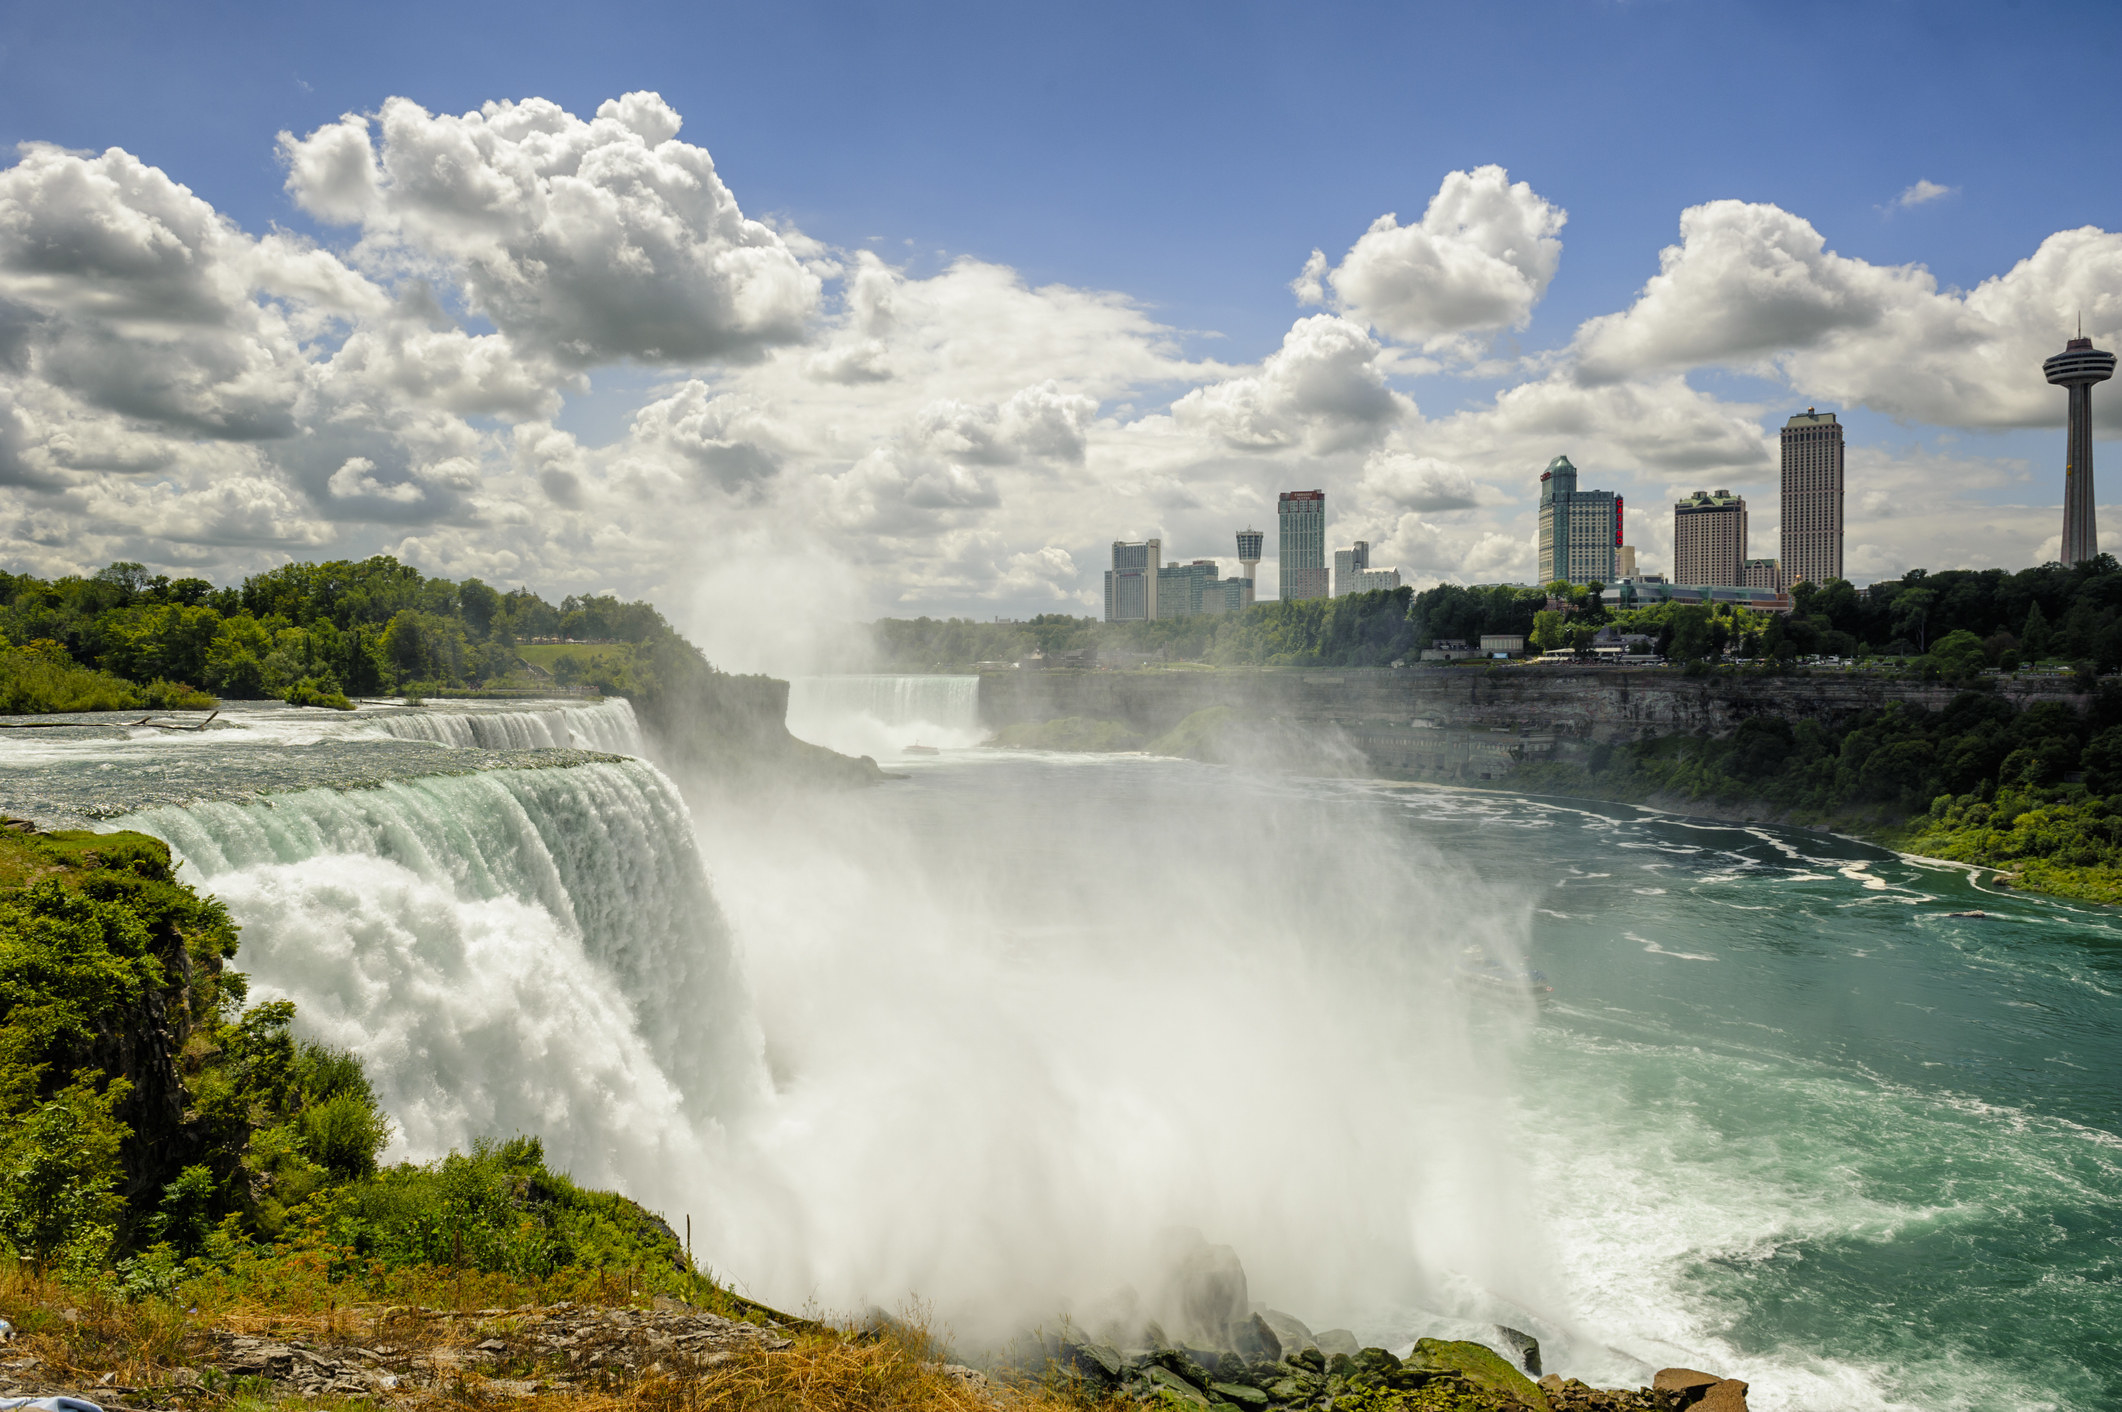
[0,1298,1752,1412]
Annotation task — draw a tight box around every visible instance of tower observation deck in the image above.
[2045,334,2116,565]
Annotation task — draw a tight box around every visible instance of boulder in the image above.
[1143,1347,1218,1391]
[1062,1340,1124,1383]
[1494,1325,1543,1376]
[1157,1230,1252,1350]
[1314,1328,1361,1358]
[1652,1368,1725,1407]
[1352,1347,1402,1378]
[1140,1365,1209,1405]
[1255,1307,1316,1358]
[1239,1313,1282,1364]
[1696,1379,1749,1412]
[1210,1381,1270,1408]
[1411,1338,1551,1411]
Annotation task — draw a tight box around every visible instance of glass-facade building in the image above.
[1279,490,1328,601]
[1536,455,1620,586]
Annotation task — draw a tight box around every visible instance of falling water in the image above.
[6,690,2107,1410]
[784,674,983,757]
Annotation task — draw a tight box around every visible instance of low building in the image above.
[1479,634,1528,657]
[1420,638,1477,662]
[1591,627,1660,662]
[1601,580,1794,614]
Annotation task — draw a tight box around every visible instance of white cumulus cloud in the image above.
[1295,166,1565,353]
[280,92,822,367]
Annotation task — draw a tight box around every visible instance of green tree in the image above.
[1927,629,1990,683]
[1530,610,1566,654]
[0,1076,131,1268]
[1667,606,1715,661]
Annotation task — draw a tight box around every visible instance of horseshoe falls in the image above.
[7,693,2116,1411]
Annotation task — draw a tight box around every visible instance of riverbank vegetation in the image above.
[0,822,1121,1412]
[0,825,724,1306]
[1510,685,2122,904]
[0,558,698,713]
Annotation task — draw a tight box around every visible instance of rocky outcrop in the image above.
[979,665,2083,757]
[631,665,889,794]
[0,1302,798,1408]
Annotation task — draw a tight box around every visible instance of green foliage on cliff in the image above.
[0,826,702,1304]
[1514,685,2122,903]
[0,556,686,712]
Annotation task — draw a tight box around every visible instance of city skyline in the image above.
[4,5,2122,670]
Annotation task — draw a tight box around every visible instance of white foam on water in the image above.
[115,760,766,1211]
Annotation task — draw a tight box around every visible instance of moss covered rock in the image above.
[1409,1339,1551,1411]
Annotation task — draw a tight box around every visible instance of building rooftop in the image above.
[1677,489,1745,510]
[1785,407,1838,426]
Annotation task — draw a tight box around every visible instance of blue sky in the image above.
[1,1,2119,653]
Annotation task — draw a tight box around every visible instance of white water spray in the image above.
[785,675,983,758]
[98,687,1562,1358]
[119,758,765,1209]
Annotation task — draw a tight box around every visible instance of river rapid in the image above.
[4,684,2113,1412]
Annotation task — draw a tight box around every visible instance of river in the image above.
[4,684,2113,1411]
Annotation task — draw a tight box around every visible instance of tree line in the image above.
[0,557,678,711]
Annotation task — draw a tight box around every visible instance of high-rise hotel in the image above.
[1537,455,1621,585]
[1780,409,1843,588]
[1278,490,1329,601]
[1673,489,1747,587]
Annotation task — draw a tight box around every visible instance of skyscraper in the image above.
[1278,491,1328,600]
[1780,409,1843,588]
[2045,333,2116,565]
[1673,490,1747,586]
[1536,455,1620,585]
[1104,539,1159,621]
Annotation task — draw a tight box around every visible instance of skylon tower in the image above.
[2045,329,2116,565]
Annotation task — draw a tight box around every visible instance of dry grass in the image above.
[0,1265,1114,1412]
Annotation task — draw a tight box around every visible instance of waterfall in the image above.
[784,674,983,758]
[368,697,648,754]
[115,758,765,1201]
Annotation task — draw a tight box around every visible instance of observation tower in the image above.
[2045,330,2116,565]
[1236,526,1263,584]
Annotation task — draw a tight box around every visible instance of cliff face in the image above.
[630,666,887,795]
[979,667,2087,785]
[980,667,2082,743]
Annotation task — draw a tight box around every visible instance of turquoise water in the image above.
[756,755,2119,1411]
[13,698,2109,1411]
[1395,785,2120,1411]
